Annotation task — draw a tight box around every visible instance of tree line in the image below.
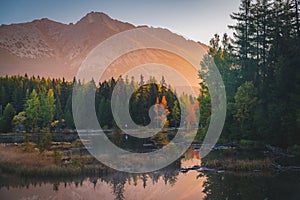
[0,74,198,133]
[199,0,300,148]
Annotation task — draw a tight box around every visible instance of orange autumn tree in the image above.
[153,96,170,129]
[160,96,170,129]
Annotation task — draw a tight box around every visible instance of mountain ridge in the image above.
[0,12,209,82]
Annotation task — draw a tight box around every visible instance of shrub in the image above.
[53,148,62,165]
[39,132,52,153]
[288,145,300,155]
[239,139,263,149]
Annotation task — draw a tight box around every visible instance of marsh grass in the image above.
[0,160,109,178]
[203,158,272,171]
[0,162,79,177]
[0,143,109,178]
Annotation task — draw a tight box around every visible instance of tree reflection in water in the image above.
[0,151,186,200]
[99,160,181,200]
[2,148,299,200]
[201,171,300,200]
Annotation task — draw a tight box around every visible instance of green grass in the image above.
[239,139,264,149]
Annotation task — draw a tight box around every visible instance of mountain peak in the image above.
[31,17,58,24]
[0,12,207,82]
[86,11,108,18]
[77,11,110,25]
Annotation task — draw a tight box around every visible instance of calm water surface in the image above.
[1,148,300,200]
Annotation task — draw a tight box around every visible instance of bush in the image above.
[53,148,63,165]
[39,132,52,153]
[239,139,263,149]
[20,134,37,152]
[288,145,300,155]
[151,132,170,145]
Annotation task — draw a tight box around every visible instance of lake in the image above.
[1,148,300,200]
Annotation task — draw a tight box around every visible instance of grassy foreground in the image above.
[202,158,272,171]
[0,143,110,178]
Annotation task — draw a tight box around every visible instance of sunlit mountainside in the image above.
[0,11,209,89]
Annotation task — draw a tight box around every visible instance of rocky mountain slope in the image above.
[0,12,209,87]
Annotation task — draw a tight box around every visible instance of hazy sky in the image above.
[0,0,241,44]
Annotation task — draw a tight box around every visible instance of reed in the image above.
[203,158,272,171]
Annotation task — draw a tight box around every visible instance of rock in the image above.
[180,166,224,173]
[197,167,217,172]
[188,165,201,170]
[265,145,295,158]
[213,144,239,150]
[179,168,189,173]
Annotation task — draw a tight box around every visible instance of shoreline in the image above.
[1,142,299,179]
